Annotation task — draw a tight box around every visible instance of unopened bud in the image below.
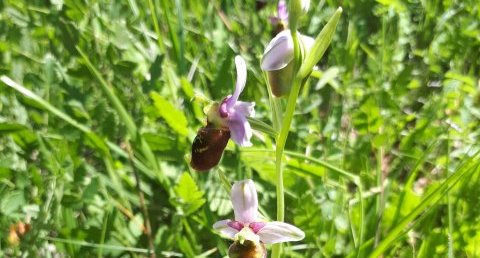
[261,30,314,97]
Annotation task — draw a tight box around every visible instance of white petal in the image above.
[231,179,258,223]
[299,34,314,53]
[213,220,239,239]
[261,30,294,71]
[257,221,305,244]
[229,55,247,107]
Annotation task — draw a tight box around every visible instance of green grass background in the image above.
[1,0,479,257]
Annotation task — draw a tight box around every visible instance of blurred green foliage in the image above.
[0,0,479,257]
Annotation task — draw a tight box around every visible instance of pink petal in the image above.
[233,101,255,118]
[213,219,240,239]
[257,222,305,244]
[277,0,288,21]
[226,111,253,147]
[261,30,294,71]
[227,55,247,109]
[227,221,245,231]
[249,222,266,234]
[269,16,281,25]
[261,30,315,72]
[219,96,231,118]
[231,180,258,223]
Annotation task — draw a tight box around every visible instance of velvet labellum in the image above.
[190,126,230,171]
[228,240,266,258]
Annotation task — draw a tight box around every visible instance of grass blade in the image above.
[76,47,138,140]
[368,152,480,258]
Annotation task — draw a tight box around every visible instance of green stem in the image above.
[263,71,283,132]
[271,29,302,258]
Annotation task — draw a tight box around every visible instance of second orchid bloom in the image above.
[191,56,255,171]
[214,179,305,257]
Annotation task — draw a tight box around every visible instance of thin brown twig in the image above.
[126,142,156,258]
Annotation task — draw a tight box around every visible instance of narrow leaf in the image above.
[298,7,343,79]
[76,47,138,140]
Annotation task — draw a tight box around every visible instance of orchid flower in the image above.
[261,29,314,97]
[191,56,254,171]
[269,0,288,26]
[213,180,305,256]
[208,55,255,147]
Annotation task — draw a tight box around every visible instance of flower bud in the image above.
[261,30,314,97]
[228,240,266,258]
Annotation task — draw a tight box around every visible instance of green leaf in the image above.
[82,177,100,202]
[151,92,188,137]
[173,173,205,215]
[298,7,343,79]
[0,123,27,133]
[247,117,277,137]
[0,190,26,216]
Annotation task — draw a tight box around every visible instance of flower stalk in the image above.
[270,6,342,258]
[271,28,303,258]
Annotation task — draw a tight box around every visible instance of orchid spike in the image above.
[208,55,255,147]
[261,30,314,97]
[213,180,305,255]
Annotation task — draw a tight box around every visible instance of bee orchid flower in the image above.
[270,0,310,27]
[213,180,305,257]
[211,56,255,147]
[261,30,314,97]
[191,56,255,171]
[269,0,288,26]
